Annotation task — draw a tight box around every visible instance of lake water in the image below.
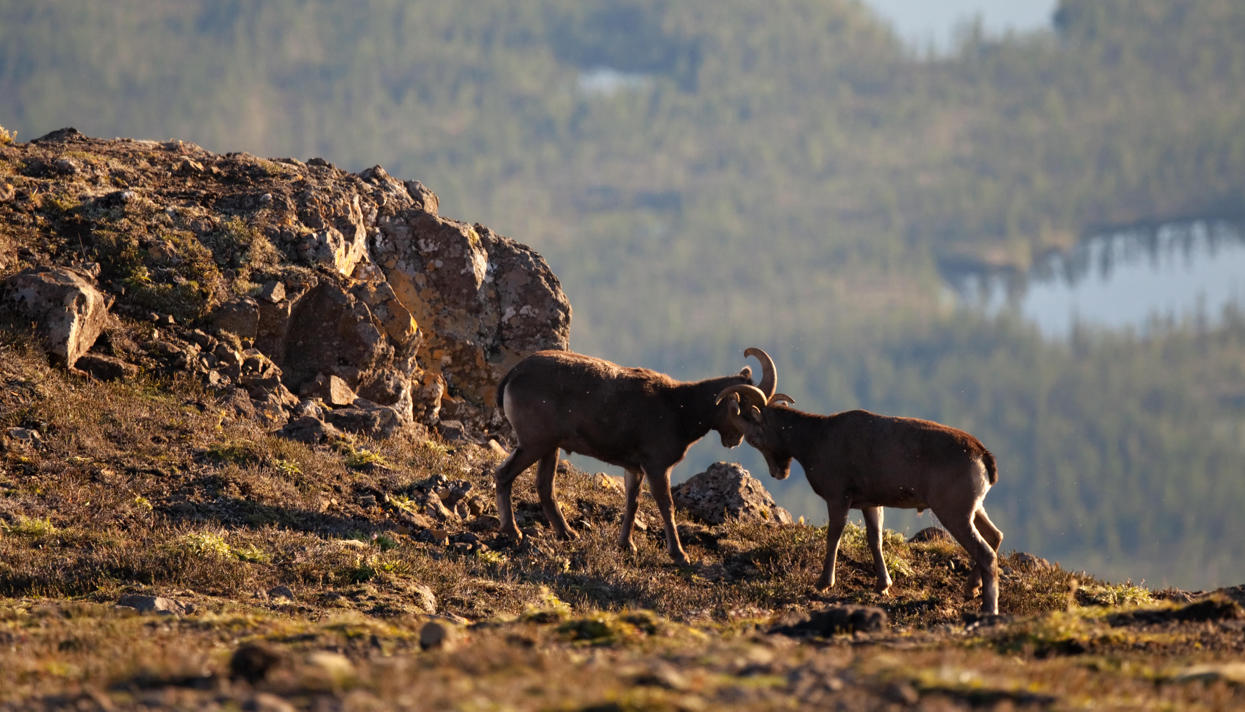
[945,220,1245,337]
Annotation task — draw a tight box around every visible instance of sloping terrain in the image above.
[2,339,1244,710]
[1,126,1243,710]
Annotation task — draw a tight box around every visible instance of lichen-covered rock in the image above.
[3,266,111,368]
[372,211,571,406]
[672,462,793,525]
[1,129,572,441]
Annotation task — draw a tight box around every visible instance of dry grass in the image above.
[1,332,1243,710]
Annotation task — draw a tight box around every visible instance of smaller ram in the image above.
[717,374,1003,614]
[493,348,779,564]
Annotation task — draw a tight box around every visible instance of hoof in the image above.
[670,550,691,567]
[555,527,578,542]
[875,584,891,597]
[498,525,524,543]
[618,538,638,555]
[814,575,834,591]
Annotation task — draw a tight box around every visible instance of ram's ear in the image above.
[738,365,753,382]
[747,404,762,422]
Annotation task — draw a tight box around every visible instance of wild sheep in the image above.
[493,347,779,564]
[716,372,1003,614]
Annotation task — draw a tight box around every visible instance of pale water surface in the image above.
[947,220,1245,337]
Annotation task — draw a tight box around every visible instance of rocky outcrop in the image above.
[0,129,572,439]
[372,207,571,407]
[672,462,793,525]
[3,266,111,368]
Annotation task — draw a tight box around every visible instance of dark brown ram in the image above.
[492,348,778,564]
[717,363,1003,614]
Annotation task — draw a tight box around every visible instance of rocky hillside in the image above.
[0,126,570,444]
[2,127,1244,710]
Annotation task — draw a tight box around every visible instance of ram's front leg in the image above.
[617,468,644,554]
[816,501,851,589]
[647,465,689,565]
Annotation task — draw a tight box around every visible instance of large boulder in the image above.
[672,462,793,525]
[372,210,571,407]
[3,266,111,368]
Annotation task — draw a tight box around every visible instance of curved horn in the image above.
[744,347,777,400]
[715,383,769,411]
[769,393,796,407]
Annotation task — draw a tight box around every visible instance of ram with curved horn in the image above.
[716,358,1004,614]
[492,347,778,564]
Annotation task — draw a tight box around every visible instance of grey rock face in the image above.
[4,266,111,367]
[372,211,571,407]
[672,462,793,525]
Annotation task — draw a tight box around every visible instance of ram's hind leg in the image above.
[975,508,1003,552]
[938,508,1000,615]
[535,449,576,540]
[963,507,1004,595]
[862,506,893,595]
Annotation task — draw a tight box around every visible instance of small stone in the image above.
[885,681,920,706]
[1174,662,1245,685]
[768,605,888,637]
[437,419,468,442]
[304,650,355,686]
[267,585,295,602]
[909,527,954,543]
[1011,552,1052,570]
[468,515,501,533]
[230,643,283,684]
[117,594,192,616]
[4,427,43,448]
[411,584,437,615]
[419,620,456,650]
[75,353,138,381]
[258,281,285,303]
[277,416,343,444]
[633,663,690,691]
[243,692,297,712]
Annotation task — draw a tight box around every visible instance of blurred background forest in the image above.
[3,0,1244,588]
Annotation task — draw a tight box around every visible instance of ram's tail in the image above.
[495,368,514,412]
[982,449,998,485]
